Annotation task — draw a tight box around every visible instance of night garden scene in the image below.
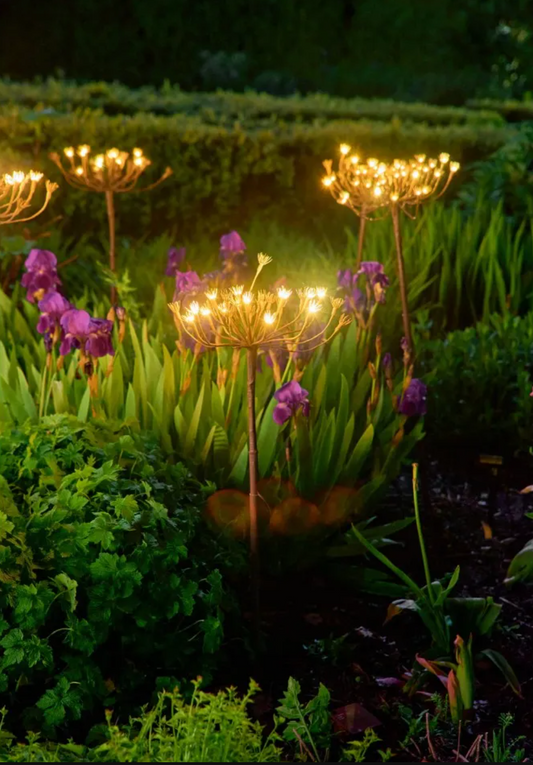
[0,1,532,761]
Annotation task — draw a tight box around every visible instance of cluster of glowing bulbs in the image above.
[322,145,460,214]
[62,145,148,176]
[182,284,328,326]
[2,170,44,185]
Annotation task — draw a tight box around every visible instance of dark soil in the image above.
[236,451,533,761]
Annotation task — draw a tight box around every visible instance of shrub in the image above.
[420,313,533,455]
[467,97,533,123]
[0,105,516,240]
[0,78,506,126]
[0,415,237,734]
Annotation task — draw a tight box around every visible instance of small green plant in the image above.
[95,681,281,763]
[482,713,526,763]
[353,464,520,721]
[276,677,332,762]
[341,728,381,762]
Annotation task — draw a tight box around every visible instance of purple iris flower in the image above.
[21,249,61,303]
[357,261,383,276]
[165,247,186,277]
[337,262,389,314]
[25,249,57,271]
[356,261,389,304]
[60,309,114,358]
[175,270,204,296]
[220,231,246,258]
[36,292,71,349]
[337,269,353,290]
[344,286,365,313]
[398,379,427,417]
[273,380,310,425]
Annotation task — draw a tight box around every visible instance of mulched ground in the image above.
[231,449,533,761]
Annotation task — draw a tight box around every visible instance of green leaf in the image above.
[77,386,91,422]
[229,442,249,488]
[184,381,206,456]
[87,513,116,550]
[112,495,139,522]
[479,649,521,696]
[342,423,374,482]
[0,629,25,667]
[505,539,533,585]
[0,511,14,541]
[54,573,78,612]
[257,398,280,477]
[124,383,137,420]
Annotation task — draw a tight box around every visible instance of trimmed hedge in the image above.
[466,98,533,124]
[0,105,517,238]
[0,78,506,127]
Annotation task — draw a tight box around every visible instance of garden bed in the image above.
[224,454,533,760]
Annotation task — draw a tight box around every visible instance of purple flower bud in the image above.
[383,352,392,370]
[273,380,310,425]
[398,379,427,417]
[220,231,246,258]
[115,306,126,321]
[165,247,186,277]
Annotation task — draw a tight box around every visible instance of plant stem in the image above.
[105,189,116,305]
[412,462,434,604]
[391,204,413,357]
[38,355,49,420]
[246,347,260,643]
[356,207,367,270]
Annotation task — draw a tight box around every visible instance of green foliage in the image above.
[0,102,514,241]
[505,538,533,585]
[482,713,526,763]
[94,681,280,763]
[468,97,533,122]
[0,416,236,733]
[0,682,281,762]
[419,314,533,454]
[276,677,332,761]
[352,465,520,718]
[0,285,418,507]
[0,78,506,126]
[342,729,382,762]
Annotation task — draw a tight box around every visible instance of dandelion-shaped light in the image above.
[50,146,172,301]
[169,253,351,630]
[322,146,460,356]
[0,170,57,225]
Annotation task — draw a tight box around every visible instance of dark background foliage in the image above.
[1,0,533,103]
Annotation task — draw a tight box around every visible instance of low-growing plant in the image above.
[353,464,520,721]
[0,415,239,734]
[419,313,533,454]
[0,682,281,762]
